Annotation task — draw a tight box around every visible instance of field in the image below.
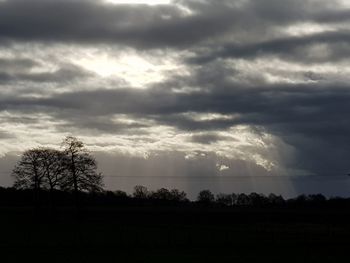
[0,205,349,262]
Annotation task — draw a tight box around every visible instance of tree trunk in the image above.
[33,169,40,209]
[71,154,79,210]
[49,186,55,209]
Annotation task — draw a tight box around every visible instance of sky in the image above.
[1,0,350,198]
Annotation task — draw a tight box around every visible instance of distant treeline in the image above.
[1,185,350,208]
[7,136,350,209]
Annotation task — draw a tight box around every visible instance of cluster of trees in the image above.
[124,186,332,207]
[125,186,327,207]
[197,190,328,207]
[0,184,347,208]
[132,185,188,202]
[97,187,343,208]
[112,186,330,207]
[12,136,103,205]
[198,190,286,206]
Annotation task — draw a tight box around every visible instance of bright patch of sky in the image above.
[76,50,182,88]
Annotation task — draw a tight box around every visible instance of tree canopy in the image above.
[12,137,103,196]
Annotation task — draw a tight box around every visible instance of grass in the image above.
[0,206,349,262]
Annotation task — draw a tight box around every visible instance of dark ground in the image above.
[0,205,349,262]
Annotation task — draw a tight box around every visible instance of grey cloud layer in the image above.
[11,82,350,175]
[2,80,350,158]
[1,0,349,49]
[0,62,92,84]
[190,30,350,64]
[0,0,235,48]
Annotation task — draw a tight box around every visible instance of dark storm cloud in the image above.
[0,61,92,84]
[18,64,93,83]
[2,81,350,139]
[313,9,350,23]
[190,30,350,64]
[0,57,38,83]
[0,58,38,71]
[190,133,232,144]
[54,115,150,135]
[152,114,236,131]
[0,0,349,50]
[0,0,236,48]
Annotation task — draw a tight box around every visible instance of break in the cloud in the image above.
[0,0,350,196]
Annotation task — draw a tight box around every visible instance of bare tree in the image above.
[61,136,103,205]
[150,188,172,200]
[133,185,149,199]
[12,148,46,192]
[169,189,187,202]
[13,148,67,188]
[12,148,55,206]
[38,148,68,206]
[197,190,215,204]
[38,148,66,191]
[216,193,235,206]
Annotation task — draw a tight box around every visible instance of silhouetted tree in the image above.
[149,188,188,203]
[294,194,308,205]
[268,193,285,206]
[61,136,103,206]
[151,188,172,200]
[38,148,67,206]
[169,189,187,202]
[197,190,215,204]
[308,194,326,205]
[114,190,128,198]
[216,193,235,206]
[231,193,237,205]
[39,148,67,188]
[12,148,66,206]
[133,185,149,199]
[249,193,268,207]
[236,193,250,206]
[12,148,47,205]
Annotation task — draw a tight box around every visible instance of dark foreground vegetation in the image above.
[1,186,350,263]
